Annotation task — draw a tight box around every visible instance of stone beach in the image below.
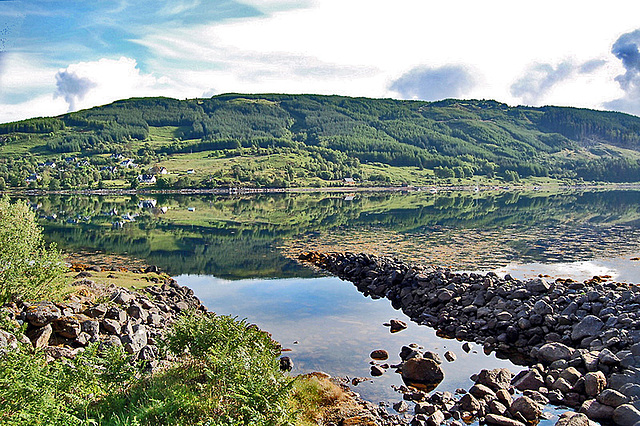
[300,251,640,426]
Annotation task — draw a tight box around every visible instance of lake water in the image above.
[23,189,640,405]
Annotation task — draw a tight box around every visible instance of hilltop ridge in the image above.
[1,94,640,189]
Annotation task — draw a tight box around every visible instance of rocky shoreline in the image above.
[299,251,640,426]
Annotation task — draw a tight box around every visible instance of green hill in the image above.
[2,94,640,189]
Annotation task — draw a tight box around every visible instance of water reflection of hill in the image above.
[23,190,640,278]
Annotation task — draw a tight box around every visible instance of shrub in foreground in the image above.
[0,197,68,304]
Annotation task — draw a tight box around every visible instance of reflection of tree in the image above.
[22,190,640,278]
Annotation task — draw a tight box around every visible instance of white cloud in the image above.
[53,57,180,112]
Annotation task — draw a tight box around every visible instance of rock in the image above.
[598,348,620,365]
[489,399,508,416]
[555,412,590,426]
[496,389,513,407]
[84,304,108,318]
[111,290,132,305]
[393,400,409,413]
[400,345,422,361]
[401,358,444,390]
[137,345,158,362]
[144,265,159,273]
[596,389,628,407]
[444,351,456,362]
[27,324,52,349]
[370,349,389,360]
[559,367,582,385]
[0,329,18,353]
[52,316,81,339]
[584,371,607,397]
[580,399,615,421]
[509,396,542,421]
[423,351,443,364]
[390,319,408,333]
[279,356,293,371]
[526,278,551,293]
[105,307,127,323]
[538,342,575,363]
[101,318,121,334]
[23,302,61,326]
[462,342,472,353]
[81,320,100,338]
[44,345,77,360]
[512,369,545,391]
[484,414,526,426]
[458,393,481,412]
[427,410,445,426]
[370,365,385,376]
[571,315,604,341]
[121,324,147,354]
[613,404,640,426]
[470,383,497,399]
[478,368,513,391]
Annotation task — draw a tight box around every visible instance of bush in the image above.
[89,312,295,425]
[0,197,68,304]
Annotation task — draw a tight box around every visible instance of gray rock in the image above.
[470,383,496,399]
[538,342,575,363]
[613,404,640,426]
[423,351,443,364]
[559,367,582,385]
[23,302,61,326]
[527,278,551,294]
[44,345,77,360]
[105,307,127,323]
[81,320,100,338]
[0,329,18,353]
[27,324,52,349]
[509,396,542,421]
[427,410,445,426]
[111,290,133,305]
[596,389,628,407]
[121,324,147,354]
[101,318,121,335]
[137,345,158,361]
[598,348,620,365]
[52,316,81,339]
[484,414,526,426]
[459,393,481,412]
[554,411,590,426]
[478,368,513,391]
[579,399,615,421]
[513,369,545,391]
[84,304,107,318]
[393,400,409,413]
[571,315,604,341]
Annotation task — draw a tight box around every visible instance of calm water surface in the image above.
[24,189,640,406]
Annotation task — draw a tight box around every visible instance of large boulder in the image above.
[584,371,607,397]
[571,315,604,341]
[555,412,590,426]
[537,342,575,363]
[509,396,542,421]
[23,302,61,326]
[401,357,444,391]
[613,404,640,426]
[477,368,513,391]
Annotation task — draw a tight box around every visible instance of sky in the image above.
[1,0,640,123]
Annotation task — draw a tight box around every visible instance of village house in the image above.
[137,174,157,184]
[149,165,168,175]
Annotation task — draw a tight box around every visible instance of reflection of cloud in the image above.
[389,65,476,101]
[604,29,640,116]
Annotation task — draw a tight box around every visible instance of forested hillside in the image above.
[1,94,640,190]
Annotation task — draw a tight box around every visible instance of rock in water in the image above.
[370,349,389,360]
[390,319,408,333]
[279,356,293,371]
[401,357,444,391]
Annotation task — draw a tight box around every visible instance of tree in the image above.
[0,198,68,303]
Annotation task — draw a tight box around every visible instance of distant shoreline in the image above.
[4,182,640,197]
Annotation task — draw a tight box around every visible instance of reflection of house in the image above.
[149,165,168,175]
[137,174,157,184]
[138,199,157,209]
[343,177,355,184]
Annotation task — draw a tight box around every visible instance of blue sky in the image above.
[2,0,640,122]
